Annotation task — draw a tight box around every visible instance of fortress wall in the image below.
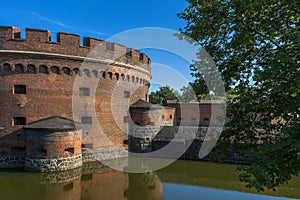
[0,26,151,156]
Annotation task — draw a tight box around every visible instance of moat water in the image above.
[0,159,299,200]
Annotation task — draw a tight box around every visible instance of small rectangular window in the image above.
[63,182,74,191]
[82,143,93,149]
[65,148,74,154]
[81,116,92,124]
[13,117,26,126]
[14,85,26,94]
[106,42,114,51]
[81,174,93,181]
[124,91,130,98]
[204,118,210,121]
[145,94,148,101]
[124,116,130,123]
[79,88,90,96]
[162,115,165,120]
[139,53,144,61]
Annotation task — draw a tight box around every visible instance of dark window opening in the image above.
[106,42,114,51]
[101,71,106,79]
[139,53,144,61]
[14,32,21,38]
[63,182,74,191]
[170,115,173,119]
[83,69,90,77]
[145,94,148,101]
[73,68,80,75]
[65,148,74,154]
[126,49,132,56]
[115,73,119,80]
[162,115,165,120]
[62,67,71,75]
[13,117,26,126]
[3,63,12,73]
[51,66,60,74]
[15,64,25,73]
[132,76,135,82]
[126,75,130,81]
[81,174,93,181]
[204,118,210,121]
[27,65,37,73]
[92,70,98,78]
[121,74,125,81]
[39,65,48,74]
[82,143,93,149]
[81,116,92,124]
[124,91,130,98]
[14,85,26,94]
[124,116,130,123]
[79,88,90,96]
[108,72,113,79]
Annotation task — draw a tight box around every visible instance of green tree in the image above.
[149,86,179,105]
[178,0,300,191]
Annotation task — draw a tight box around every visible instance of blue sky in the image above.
[0,0,195,92]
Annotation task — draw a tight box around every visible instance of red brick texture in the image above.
[0,26,151,156]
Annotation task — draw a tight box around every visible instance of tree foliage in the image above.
[178,0,300,191]
[149,86,179,105]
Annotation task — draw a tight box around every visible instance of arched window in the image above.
[62,67,71,75]
[3,63,11,73]
[101,71,106,79]
[92,70,98,78]
[132,76,135,82]
[108,72,113,80]
[15,64,25,73]
[126,75,130,81]
[51,66,60,74]
[83,69,90,77]
[136,77,139,83]
[39,65,48,74]
[115,73,119,80]
[121,74,125,81]
[27,64,37,73]
[73,68,80,76]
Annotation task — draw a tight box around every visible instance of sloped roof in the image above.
[24,116,81,130]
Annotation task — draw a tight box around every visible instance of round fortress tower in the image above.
[0,26,151,161]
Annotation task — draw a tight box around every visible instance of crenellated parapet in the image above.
[0,26,151,71]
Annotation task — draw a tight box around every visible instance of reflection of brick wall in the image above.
[0,26,151,153]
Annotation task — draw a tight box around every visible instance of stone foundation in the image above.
[24,155,83,172]
[0,148,128,172]
[82,148,128,163]
[0,156,25,169]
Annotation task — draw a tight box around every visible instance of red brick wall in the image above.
[0,26,151,155]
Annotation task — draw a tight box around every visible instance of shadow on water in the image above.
[0,159,299,200]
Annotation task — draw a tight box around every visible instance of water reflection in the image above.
[0,160,299,200]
